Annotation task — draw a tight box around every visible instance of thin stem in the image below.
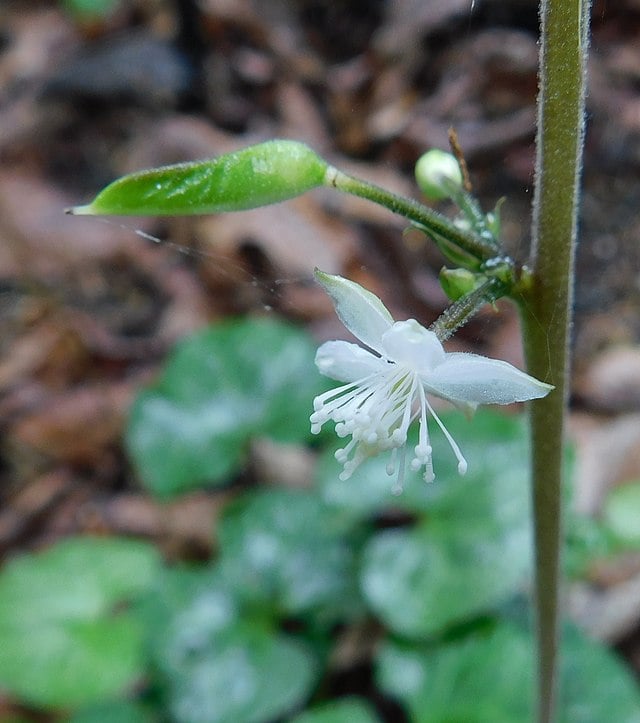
[430,279,504,342]
[446,183,499,247]
[325,167,497,261]
[520,1,590,722]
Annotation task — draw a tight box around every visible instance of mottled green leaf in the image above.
[218,488,362,625]
[603,480,640,547]
[291,697,380,723]
[0,537,161,709]
[377,623,532,722]
[148,570,317,723]
[317,409,530,522]
[68,701,154,723]
[126,317,323,497]
[377,623,640,723]
[354,412,531,637]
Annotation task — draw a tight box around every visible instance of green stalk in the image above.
[519,1,591,721]
[325,168,497,261]
[430,279,505,341]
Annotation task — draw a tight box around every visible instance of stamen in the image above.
[313,375,374,406]
[391,449,406,495]
[339,445,367,480]
[396,375,418,439]
[311,357,427,492]
[411,384,433,474]
[310,410,329,429]
[335,422,349,437]
[312,373,382,426]
[423,453,435,483]
[386,448,397,476]
[426,399,468,475]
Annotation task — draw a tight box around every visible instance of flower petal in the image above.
[381,320,446,369]
[423,352,554,405]
[315,340,383,382]
[315,270,393,353]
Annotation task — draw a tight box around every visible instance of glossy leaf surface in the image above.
[0,538,160,708]
[126,317,323,497]
[377,623,640,723]
[71,141,328,216]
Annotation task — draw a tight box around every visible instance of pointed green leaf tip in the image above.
[69,140,329,216]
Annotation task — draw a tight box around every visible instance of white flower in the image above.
[310,270,554,493]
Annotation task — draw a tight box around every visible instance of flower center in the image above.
[310,359,468,493]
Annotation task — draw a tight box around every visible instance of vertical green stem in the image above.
[520,1,590,721]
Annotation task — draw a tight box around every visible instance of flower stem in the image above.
[325,167,497,261]
[430,279,504,342]
[519,1,590,721]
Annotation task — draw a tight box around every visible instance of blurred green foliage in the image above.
[0,538,160,709]
[126,318,325,497]
[603,481,640,548]
[60,0,121,23]
[0,317,638,721]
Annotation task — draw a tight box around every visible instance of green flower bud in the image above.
[415,149,463,201]
[69,140,329,216]
[439,267,483,302]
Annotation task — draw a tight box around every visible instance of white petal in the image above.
[423,352,554,405]
[315,269,393,353]
[381,320,445,370]
[315,340,383,382]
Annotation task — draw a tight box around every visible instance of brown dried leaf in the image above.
[10,382,133,465]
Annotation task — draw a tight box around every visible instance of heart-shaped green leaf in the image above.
[148,569,318,723]
[217,488,362,626]
[355,411,532,637]
[0,537,160,709]
[377,622,640,723]
[126,317,323,497]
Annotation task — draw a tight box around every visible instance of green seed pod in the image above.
[415,149,463,201]
[69,140,329,216]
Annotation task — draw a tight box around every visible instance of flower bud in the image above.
[415,149,463,201]
[439,267,481,301]
[69,140,328,216]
